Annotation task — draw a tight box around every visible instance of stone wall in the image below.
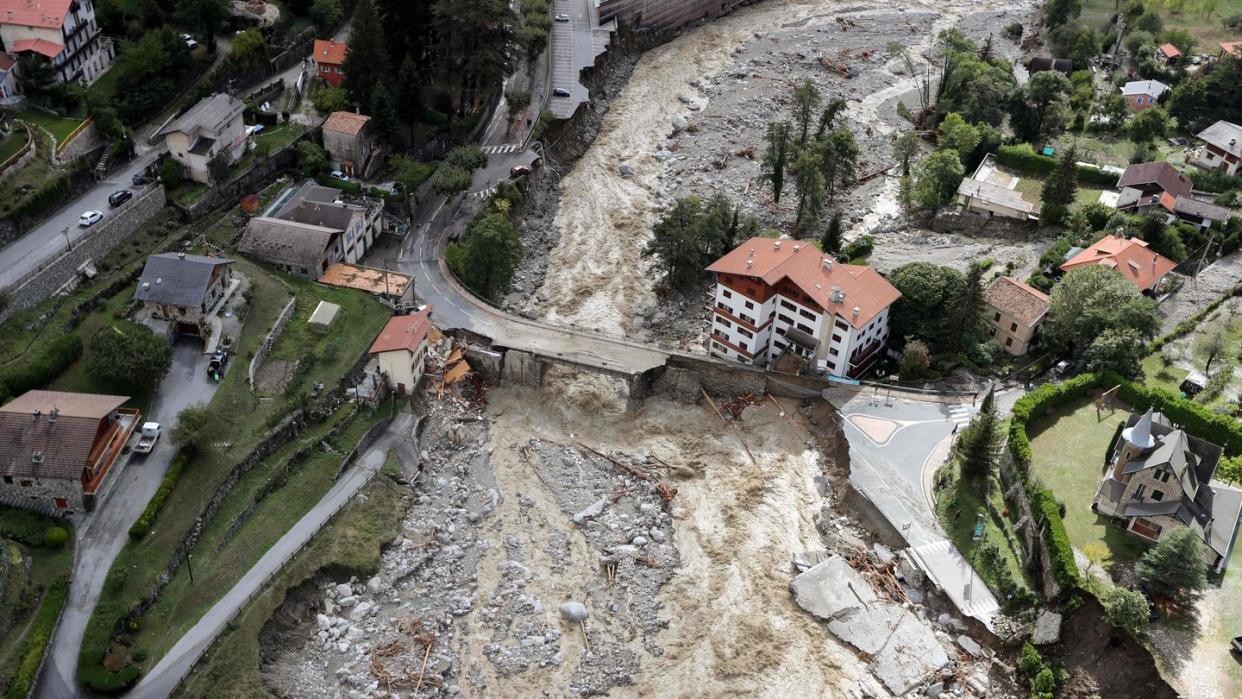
[249,297,297,388]
[0,477,82,515]
[56,120,103,163]
[0,123,35,184]
[0,184,167,323]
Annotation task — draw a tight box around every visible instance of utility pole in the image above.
[186,552,194,583]
[62,227,72,252]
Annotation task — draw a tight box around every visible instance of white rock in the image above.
[337,641,351,654]
[334,583,352,598]
[316,613,332,630]
[573,498,607,525]
[350,601,373,621]
[338,595,359,608]
[366,576,384,594]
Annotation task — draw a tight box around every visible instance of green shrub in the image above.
[128,452,187,539]
[1032,486,1081,588]
[79,665,141,695]
[5,575,69,699]
[43,526,69,548]
[0,333,84,399]
[0,508,69,547]
[1018,641,1044,677]
[995,143,1117,186]
[1105,369,1242,454]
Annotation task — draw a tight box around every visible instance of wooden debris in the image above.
[575,441,678,504]
[701,388,759,466]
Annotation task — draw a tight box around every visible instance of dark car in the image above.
[552,88,571,98]
[207,350,229,381]
[131,171,151,187]
[108,190,133,208]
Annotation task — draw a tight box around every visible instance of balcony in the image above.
[81,408,141,495]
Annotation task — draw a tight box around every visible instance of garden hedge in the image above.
[1149,283,1242,354]
[5,575,69,699]
[1030,487,1081,589]
[995,144,1118,188]
[0,333,84,402]
[128,452,188,539]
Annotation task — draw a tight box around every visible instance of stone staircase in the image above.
[93,148,111,180]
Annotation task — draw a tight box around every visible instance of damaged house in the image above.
[1093,410,1242,573]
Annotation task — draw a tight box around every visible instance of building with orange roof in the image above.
[0,0,114,86]
[1059,234,1177,295]
[1219,41,1242,60]
[312,39,348,87]
[368,306,433,394]
[1156,43,1181,64]
[705,237,901,377]
[984,277,1050,356]
[322,111,377,178]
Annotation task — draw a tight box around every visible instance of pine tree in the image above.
[342,0,391,109]
[1040,144,1078,226]
[818,128,859,203]
[791,149,825,239]
[957,390,999,479]
[945,261,986,355]
[793,79,822,146]
[763,121,792,203]
[369,81,401,145]
[1137,527,1209,600]
[396,54,424,139]
[821,212,843,254]
[433,0,518,114]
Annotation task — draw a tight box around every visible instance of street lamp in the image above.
[62,227,72,252]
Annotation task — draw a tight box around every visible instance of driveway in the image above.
[37,338,221,699]
[0,156,163,293]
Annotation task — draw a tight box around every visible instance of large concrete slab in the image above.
[790,556,950,696]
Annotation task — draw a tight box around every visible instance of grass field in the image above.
[174,474,406,698]
[1081,0,1242,47]
[0,509,73,692]
[1028,396,1150,566]
[1012,174,1109,208]
[15,110,85,146]
[935,457,1037,602]
[0,127,30,164]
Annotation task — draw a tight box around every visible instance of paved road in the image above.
[128,412,418,698]
[0,157,162,292]
[37,340,221,699]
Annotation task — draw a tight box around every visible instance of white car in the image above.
[78,211,103,227]
[330,170,350,181]
[181,33,198,50]
[555,14,570,21]
[133,422,162,454]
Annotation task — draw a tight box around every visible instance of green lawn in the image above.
[169,181,209,207]
[935,458,1037,603]
[14,110,85,146]
[0,508,73,692]
[1013,174,1107,209]
[1028,396,1150,566]
[1081,0,1242,47]
[0,128,29,164]
[174,474,406,698]
[254,123,304,153]
[85,65,123,105]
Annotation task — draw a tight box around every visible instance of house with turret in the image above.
[1093,409,1242,572]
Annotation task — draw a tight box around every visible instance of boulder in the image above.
[671,115,689,131]
[349,601,373,621]
[1032,610,1062,645]
[559,601,589,623]
[572,498,607,525]
[955,635,986,658]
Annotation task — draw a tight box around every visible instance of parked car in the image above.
[554,13,570,21]
[510,164,532,178]
[108,190,133,208]
[133,422,162,454]
[78,211,103,227]
[552,88,571,98]
[1231,636,1242,653]
[207,349,229,381]
[181,33,198,50]
[330,170,350,181]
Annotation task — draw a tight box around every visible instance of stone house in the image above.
[322,111,376,178]
[368,306,433,394]
[158,93,247,184]
[1093,410,1242,573]
[983,277,1049,356]
[0,390,139,513]
[132,252,233,336]
[238,181,384,278]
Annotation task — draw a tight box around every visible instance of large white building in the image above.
[705,237,901,378]
[0,0,114,86]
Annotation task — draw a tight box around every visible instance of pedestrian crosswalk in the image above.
[948,404,976,425]
[468,186,497,200]
[482,144,522,155]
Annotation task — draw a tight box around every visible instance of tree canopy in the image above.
[1044,265,1160,377]
[1136,527,1209,601]
[643,195,755,289]
[888,262,966,348]
[85,325,172,393]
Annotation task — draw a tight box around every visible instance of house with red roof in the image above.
[312,39,347,87]
[984,277,1049,356]
[1060,234,1177,295]
[1156,42,1181,64]
[368,306,433,394]
[0,0,115,86]
[705,237,901,377]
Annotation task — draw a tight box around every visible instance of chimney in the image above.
[48,407,58,423]
[31,409,41,421]
[746,259,753,269]
[852,306,861,318]
[31,451,44,465]
[142,282,150,289]
[748,248,754,257]
[822,257,833,270]
[793,244,801,252]
[178,252,186,259]
[155,277,163,284]
[773,240,781,249]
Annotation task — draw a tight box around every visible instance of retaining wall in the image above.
[0,184,167,323]
[56,120,102,163]
[249,297,297,388]
[176,129,316,221]
[0,123,35,183]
